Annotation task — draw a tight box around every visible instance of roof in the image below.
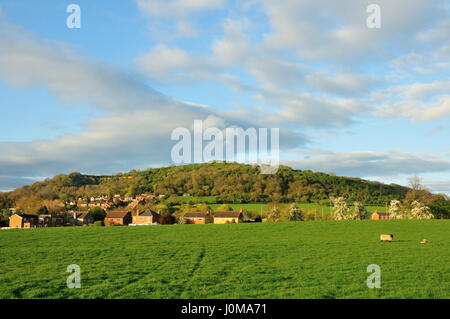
[184,212,206,218]
[138,210,160,217]
[373,211,390,216]
[105,211,130,219]
[214,211,242,218]
[11,213,38,219]
[77,212,91,219]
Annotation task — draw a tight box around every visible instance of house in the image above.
[213,211,244,224]
[184,212,206,224]
[131,210,160,225]
[9,213,40,228]
[69,212,94,226]
[100,202,113,210]
[39,213,65,227]
[104,210,132,226]
[371,211,391,220]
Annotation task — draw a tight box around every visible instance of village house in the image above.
[100,202,113,210]
[123,196,133,202]
[104,210,132,226]
[39,213,65,227]
[9,213,40,228]
[131,210,161,225]
[371,211,392,220]
[184,212,206,224]
[68,212,94,226]
[213,211,244,224]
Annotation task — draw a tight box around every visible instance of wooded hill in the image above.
[1,162,416,210]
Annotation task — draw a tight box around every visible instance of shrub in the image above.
[160,214,176,224]
[89,206,106,221]
[93,220,104,226]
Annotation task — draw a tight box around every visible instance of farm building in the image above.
[9,213,40,228]
[371,211,392,220]
[214,211,244,224]
[104,211,132,226]
[184,212,206,224]
[131,210,161,225]
[69,212,94,226]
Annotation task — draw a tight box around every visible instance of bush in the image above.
[89,207,106,221]
[205,216,213,224]
[92,220,104,226]
[160,214,176,225]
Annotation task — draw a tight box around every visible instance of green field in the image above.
[0,221,449,299]
[209,203,387,215]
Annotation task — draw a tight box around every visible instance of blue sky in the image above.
[0,0,449,195]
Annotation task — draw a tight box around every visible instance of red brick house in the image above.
[132,210,161,225]
[371,211,391,220]
[184,212,207,224]
[9,214,40,228]
[104,211,132,226]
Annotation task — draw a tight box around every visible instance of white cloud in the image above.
[0,20,308,189]
[136,0,224,17]
[422,180,450,196]
[212,18,252,66]
[283,150,450,178]
[306,71,381,97]
[374,96,450,122]
[261,0,448,62]
[136,0,224,38]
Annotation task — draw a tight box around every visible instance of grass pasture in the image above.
[0,220,448,299]
[209,203,387,216]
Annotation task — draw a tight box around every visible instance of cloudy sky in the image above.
[0,0,449,194]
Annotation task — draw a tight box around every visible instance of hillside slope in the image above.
[1,162,411,212]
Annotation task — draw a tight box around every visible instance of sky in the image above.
[0,0,449,195]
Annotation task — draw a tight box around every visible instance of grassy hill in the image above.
[0,220,448,298]
[1,162,413,214]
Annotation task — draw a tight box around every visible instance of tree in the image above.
[155,203,169,215]
[408,176,423,190]
[388,200,405,219]
[160,214,175,224]
[410,200,434,219]
[266,205,281,222]
[89,206,106,222]
[349,202,368,220]
[288,203,303,221]
[429,197,450,219]
[0,209,12,227]
[217,204,233,211]
[37,205,49,215]
[330,197,349,220]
